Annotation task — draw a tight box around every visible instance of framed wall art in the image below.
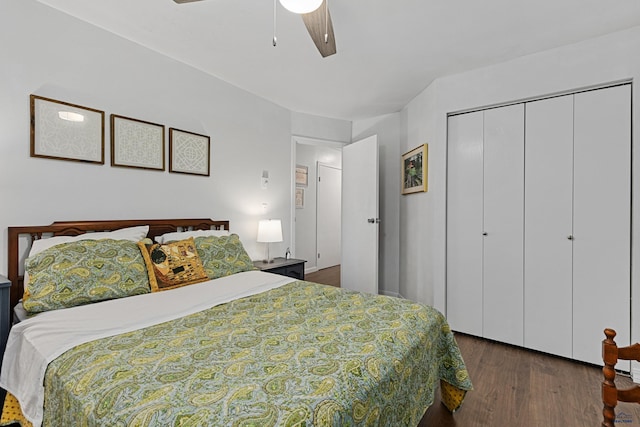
[401,143,428,195]
[30,94,105,164]
[169,128,211,176]
[295,165,308,187]
[295,188,305,209]
[111,114,165,171]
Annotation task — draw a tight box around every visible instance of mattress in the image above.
[1,271,472,426]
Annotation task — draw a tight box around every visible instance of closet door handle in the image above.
[567,235,573,240]
[482,232,488,236]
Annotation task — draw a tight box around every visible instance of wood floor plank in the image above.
[420,333,614,427]
[305,265,340,287]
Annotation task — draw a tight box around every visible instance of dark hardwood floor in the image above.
[420,333,638,427]
[305,265,340,287]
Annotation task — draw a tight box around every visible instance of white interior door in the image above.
[482,104,525,346]
[342,135,379,294]
[317,163,342,269]
[572,84,631,365]
[446,111,484,336]
[524,95,574,357]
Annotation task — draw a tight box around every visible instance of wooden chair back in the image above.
[602,328,640,427]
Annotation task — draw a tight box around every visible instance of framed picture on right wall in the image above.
[401,143,428,195]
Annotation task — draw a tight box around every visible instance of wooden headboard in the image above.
[7,218,229,310]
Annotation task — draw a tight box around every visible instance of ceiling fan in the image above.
[173,0,337,57]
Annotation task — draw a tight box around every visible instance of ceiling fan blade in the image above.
[173,0,206,4]
[302,0,336,58]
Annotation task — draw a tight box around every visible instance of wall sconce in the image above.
[257,219,283,263]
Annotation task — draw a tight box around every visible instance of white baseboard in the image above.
[379,290,403,299]
[304,266,318,275]
[632,364,640,383]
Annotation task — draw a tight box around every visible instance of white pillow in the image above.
[155,229,230,244]
[29,225,150,257]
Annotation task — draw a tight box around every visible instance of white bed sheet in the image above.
[0,270,295,427]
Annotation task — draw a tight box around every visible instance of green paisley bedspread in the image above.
[42,281,472,426]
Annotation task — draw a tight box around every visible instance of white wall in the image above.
[351,114,401,297]
[397,85,440,304]
[0,0,302,273]
[400,25,640,353]
[291,111,352,143]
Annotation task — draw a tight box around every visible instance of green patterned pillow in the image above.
[23,239,151,314]
[194,234,257,280]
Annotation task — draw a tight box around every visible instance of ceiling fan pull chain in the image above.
[324,0,328,43]
[273,0,278,47]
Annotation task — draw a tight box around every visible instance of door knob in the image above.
[367,218,381,224]
[567,235,573,240]
[482,232,488,236]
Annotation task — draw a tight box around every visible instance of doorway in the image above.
[292,137,344,275]
[316,163,341,269]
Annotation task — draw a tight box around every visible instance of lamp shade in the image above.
[257,219,283,243]
[278,0,322,14]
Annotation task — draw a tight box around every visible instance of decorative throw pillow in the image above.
[194,234,257,280]
[23,239,151,314]
[138,237,209,292]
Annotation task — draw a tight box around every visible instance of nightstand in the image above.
[0,275,10,363]
[253,258,306,280]
[0,276,7,409]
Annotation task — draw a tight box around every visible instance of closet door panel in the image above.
[573,85,631,365]
[524,95,574,357]
[446,111,484,336]
[483,104,525,346]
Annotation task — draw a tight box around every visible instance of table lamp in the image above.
[257,219,283,263]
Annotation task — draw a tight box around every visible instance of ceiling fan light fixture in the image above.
[279,0,322,14]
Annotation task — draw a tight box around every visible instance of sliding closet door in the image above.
[524,95,574,357]
[446,111,484,336]
[482,104,525,346]
[572,85,631,365]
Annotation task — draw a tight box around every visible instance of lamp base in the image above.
[262,242,275,264]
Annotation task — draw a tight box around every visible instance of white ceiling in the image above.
[36,0,640,121]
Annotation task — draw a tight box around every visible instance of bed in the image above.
[0,218,472,426]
